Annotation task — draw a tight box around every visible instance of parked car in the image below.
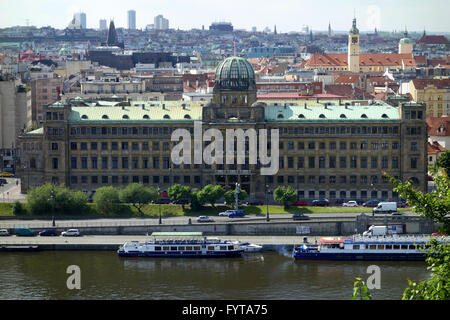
[362,200,381,207]
[292,213,310,220]
[0,172,14,177]
[157,198,171,204]
[0,178,7,185]
[245,201,264,206]
[61,229,80,237]
[291,200,308,207]
[39,228,58,236]
[0,229,10,236]
[14,227,36,237]
[342,200,359,207]
[312,199,329,207]
[171,199,190,205]
[228,210,245,218]
[197,216,214,223]
[334,199,345,206]
[352,199,364,205]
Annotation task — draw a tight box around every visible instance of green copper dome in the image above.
[399,30,412,44]
[215,56,255,91]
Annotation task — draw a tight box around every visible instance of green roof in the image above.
[150,232,203,237]
[265,103,400,122]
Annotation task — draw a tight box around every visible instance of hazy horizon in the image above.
[0,0,449,33]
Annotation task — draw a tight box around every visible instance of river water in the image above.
[0,251,429,300]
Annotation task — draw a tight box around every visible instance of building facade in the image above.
[410,79,450,117]
[17,57,428,202]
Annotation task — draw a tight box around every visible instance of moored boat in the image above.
[239,242,263,253]
[293,235,449,261]
[118,232,243,258]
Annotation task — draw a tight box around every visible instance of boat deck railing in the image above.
[350,234,450,244]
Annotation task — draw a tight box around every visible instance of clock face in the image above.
[352,36,358,44]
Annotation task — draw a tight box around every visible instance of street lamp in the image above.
[158,186,162,224]
[266,184,270,222]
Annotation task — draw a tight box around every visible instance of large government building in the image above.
[17,56,427,202]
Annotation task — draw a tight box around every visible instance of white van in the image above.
[0,229,10,236]
[372,202,397,214]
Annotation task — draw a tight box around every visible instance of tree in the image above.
[273,186,297,209]
[437,150,450,172]
[27,184,89,216]
[198,185,224,208]
[189,190,206,211]
[12,201,27,215]
[168,184,191,209]
[224,189,248,206]
[93,186,121,215]
[352,169,450,300]
[119,183,158,215]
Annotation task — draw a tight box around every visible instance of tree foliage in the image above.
[27,183,89,216]
[437,150,450,172]
[351,278,372,300]
[93,186,121,215]
[119,183,158,215]
[224,189,248,206]
[273,186,297,208]
[198,184,224,208]
[168,184,191,209]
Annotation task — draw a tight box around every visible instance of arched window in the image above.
[361,114,368,118]
[298,114,305,118]
[340,114,347,118]
[163,114,171,119]
[319,114,326,118]
[184,114,191,119]
[122,115,129,119]
[143,114,150,119]
[102,115,109,119]
[277,114,284,119]
[381,114,389,118]
[81,114,88,119]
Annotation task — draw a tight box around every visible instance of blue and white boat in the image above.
[293,235,449,261]
[118,232,243,258]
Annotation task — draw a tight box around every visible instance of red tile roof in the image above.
[334,75,359,84]
[427,116,450,136]
[412,78,450,90]
[417,35,449,45]
[428,141,446,155]
[305,53,417,68]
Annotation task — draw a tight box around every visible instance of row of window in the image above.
[264,175,399,185]
[351,244,424,250]
[70,175,201,185]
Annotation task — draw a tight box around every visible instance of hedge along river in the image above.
[0,251,429,300]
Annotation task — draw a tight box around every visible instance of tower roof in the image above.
[350,18,359,35]
[214,56,255,91]
[107,20,118,46]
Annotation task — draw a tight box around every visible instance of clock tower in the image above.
[348,17,360,73]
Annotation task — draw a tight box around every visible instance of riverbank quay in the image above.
[0,235,317,252]
[0,213,438,237]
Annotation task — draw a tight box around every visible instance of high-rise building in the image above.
[74,12,87,29]
[99,19,107,31]
[128,10,136,30]
[154,15,169,30]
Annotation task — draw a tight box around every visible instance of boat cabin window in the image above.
[170,246,177,251]
[377,245,384,250]
[369,245,377,250]
[178,246,185,251]
[208,246,215,251]
[409,245,416,250]
[186,246,192,251]
[393,245,400,250]
[163,246,170,251]
[353,245,360,250]
[154,246,161,251]
[385,245,392,250]
[228,246,234,250]
[401,245,408,250]
[194,246,201,251]
[220,246,227,251]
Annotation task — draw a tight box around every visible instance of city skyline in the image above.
[0,0,449,33]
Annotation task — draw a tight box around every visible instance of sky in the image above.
[0,0,449,33]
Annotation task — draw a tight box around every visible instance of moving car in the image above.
[311,199,329,207]
[342,200,358,207]
[61,229,80,237]
[197,216,214,223]
[227,210,245,218]
[291,200,308,207]
[39,228,58,236]
[218,210,233,216]
[0,229,10,236]
[292,213,310,220]
[372,202,398,214]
